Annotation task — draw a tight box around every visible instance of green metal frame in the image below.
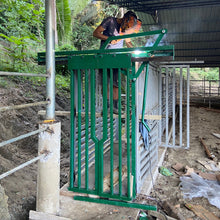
[68,53,135,201]
[38,29,174,211]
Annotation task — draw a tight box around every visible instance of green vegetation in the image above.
[190,68,219,81]
[0,0,218,94]
[0,0,120,94]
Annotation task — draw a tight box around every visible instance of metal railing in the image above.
[159,65,190,149]
[0,71,49,179]
[190,78,220,107]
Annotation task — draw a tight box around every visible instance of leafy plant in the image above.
[56,0,72,44]
[0,0,45,72]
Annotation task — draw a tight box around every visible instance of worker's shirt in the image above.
[100,17,124,49]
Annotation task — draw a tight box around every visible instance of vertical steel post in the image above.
[186,66,190,149]
[158,69,162,145]
[45,0,56,120]
[204,77,206,103]
[179,68,183,147]
[209,80,211,108]
[37,1,60,216]
[172,68,176,147]
[165,67,169,146]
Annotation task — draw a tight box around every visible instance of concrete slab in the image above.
[58,147,167,220]
[29,147,167,220]
[29,210,71,220]
[59,184,139,220]
[59,195,139,220]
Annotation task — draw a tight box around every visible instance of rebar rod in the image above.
[0,128,47,148]
[0,101,49,112]
[0,154,45,180]
[0,71,48,77]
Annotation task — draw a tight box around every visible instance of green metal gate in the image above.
[68,53,137,201]
[40,29,175,208]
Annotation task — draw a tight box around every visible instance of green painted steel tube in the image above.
[90,69,99,143]
[118,69,122,197]
[39,44,174,61]
[77,69,82,187]
[99,140,104,194]
[102,68,108,141]
[131,64,136,199]
[74,196,157,211]
[69,70,75,189]
[133,62,146,79]
[126,69,131,199]
[141,63,151,132]
[110,68,114,195]
[90,69,98,192]
[85,69,89,190]
[101,29,167,49]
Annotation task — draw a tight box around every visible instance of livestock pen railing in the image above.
[0,71,49,181]
[190,78,220,107]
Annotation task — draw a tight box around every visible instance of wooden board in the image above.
[185,204,220,220]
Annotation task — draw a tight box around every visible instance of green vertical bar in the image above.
[110,68,114,195]
[142,63,151,132]
[102,68,108,141]
[118,68,122,197]
[126,69,131,199]
[131,63,136,199]
[85,69,89,190]
[70,70,75,189]
[152,33,165,49]
[90,69,99,192]
[77,69,82,188]
[99,68,108,194]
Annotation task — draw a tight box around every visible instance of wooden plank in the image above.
[200,138,214,160]
[139,114,162,120]
[185,204,220,220]
[29,210,71,220]
[103,165,127,192]
[38,110,70,116]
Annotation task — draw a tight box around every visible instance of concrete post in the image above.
[36,121,61,215]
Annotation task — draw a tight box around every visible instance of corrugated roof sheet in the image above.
[104,0,220,67]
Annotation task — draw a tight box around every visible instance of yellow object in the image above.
[43,119,55,123]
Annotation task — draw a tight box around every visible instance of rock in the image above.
[0,184,11,220]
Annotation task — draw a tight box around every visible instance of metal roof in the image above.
[104,0,220,67]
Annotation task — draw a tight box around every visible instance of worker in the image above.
[93,11,142,113]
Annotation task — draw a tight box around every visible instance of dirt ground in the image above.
[0,77,71,219]
[147,105,220,219]
[0,77,220,219]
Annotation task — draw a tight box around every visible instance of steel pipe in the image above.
[0,101,49,112]
[0,71,48,77]
[186,66,190,149]
[0,128,47,148]
[45,0,56,120]
[0,154,45,180]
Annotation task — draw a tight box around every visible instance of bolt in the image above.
[132,78,136,82]
[162,29,166,33]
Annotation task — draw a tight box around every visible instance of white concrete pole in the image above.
[36,121,61,215]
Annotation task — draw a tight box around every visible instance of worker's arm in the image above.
[93,25,121,45]
[93,25,108,41]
